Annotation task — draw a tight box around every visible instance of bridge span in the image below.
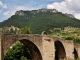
[0,34,80,60]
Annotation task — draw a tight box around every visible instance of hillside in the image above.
[49,26,80,44]
[0,9,80,34]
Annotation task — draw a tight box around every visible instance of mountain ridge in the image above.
[0,9,80,33]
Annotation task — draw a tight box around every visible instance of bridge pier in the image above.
[42,36,55,60]
[63,40,74,60]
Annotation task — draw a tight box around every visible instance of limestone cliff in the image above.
[15,10,26,16]
[65,13,75,18]
[37,8,58,13]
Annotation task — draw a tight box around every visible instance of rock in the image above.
[65,13,75,18]
[15,10,25,16]
[37,8,58,13]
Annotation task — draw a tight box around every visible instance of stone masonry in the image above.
[0,34,80,60]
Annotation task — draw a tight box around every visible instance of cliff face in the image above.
[15,9,75,19]
[15,9,58,16]
[37,9,58,13]
[65,13,75,18]
[15,10,25,16]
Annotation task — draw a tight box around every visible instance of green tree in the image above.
[17,27,32,34]
[20,56,27,60]
[4,41,32,60]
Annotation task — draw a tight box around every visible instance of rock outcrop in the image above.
[65,13,75,18]
[37,8,58,13]
[15,10,25,16]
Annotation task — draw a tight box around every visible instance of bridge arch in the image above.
[4,38,43,60]
[54,40,66,60]
[73,48,78,60]
[20,39,43,60]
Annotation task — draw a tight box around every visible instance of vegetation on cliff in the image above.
[0,9,80,33]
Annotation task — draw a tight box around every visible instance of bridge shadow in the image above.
[73,48,78,60]
[20,39,42,60]
[54,40,66,60]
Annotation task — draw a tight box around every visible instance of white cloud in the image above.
[3,5,38,16]
[47,0,80,20]
[74,13,80,19]
[0,1,7,9]
[3,11,10,16]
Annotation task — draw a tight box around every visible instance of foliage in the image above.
[0,26,32,34]
[64,36,73,40]
[4,41,32,60]
[17,27,32,34]
[0,10,80,34]
[49,26,80,44]
[20,56,27,60]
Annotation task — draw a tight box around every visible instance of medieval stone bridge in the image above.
[0,34,80,60]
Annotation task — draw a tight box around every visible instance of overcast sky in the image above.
[0,0,80,22]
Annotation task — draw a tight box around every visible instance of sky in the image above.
[0,0,80,22]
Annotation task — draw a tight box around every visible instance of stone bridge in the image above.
[0,34,80,60]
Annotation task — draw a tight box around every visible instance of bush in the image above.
[64,36,73,40]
